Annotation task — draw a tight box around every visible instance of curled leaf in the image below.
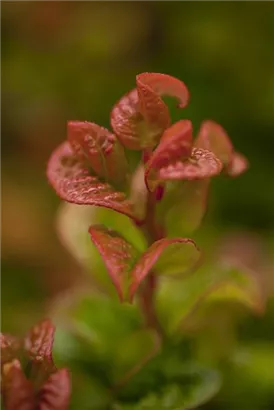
[24,319,55,364]
[195,120,233,166]
[47,142,136,220]
[226,151,249,177]
[136,72,189,108]
[2,360,35,410]
[89,225,140,301]
[145,120,193,191]
[129,237,200,301]
[67,121,127,185]
[39,368,71,410]
[158,148,222,182]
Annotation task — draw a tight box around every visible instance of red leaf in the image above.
[158,148,222,181]
[89,227,200,302]
[2,360,35,410]
[0,334,19,365]
[145,120,193,190]
[194,120,233,166]
[129,237,200,301]
[24,319,55,364]
[110,88,144,150]
[38,369,70,410]
[226,152,249,177]
[89,225,139,301]
[136,72,189,108]
[67,121,127,185]
[47,142,136,220]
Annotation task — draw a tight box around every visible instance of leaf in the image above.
[0,334,19,365]
[24,319,55,364]
[88,226,199,302]
[38,368,71,410]
[136,72,190,109]
[158,148,222,182]
[145,120,193,191]
[155,261,265,335]
[164,179,210,236]
[2,359,35,410]
[226,151,249,177]
[47,142,137,220]
[129,238,200,301]
[89,226,140,301]
[194,120,233,166]
[67,121,128,186]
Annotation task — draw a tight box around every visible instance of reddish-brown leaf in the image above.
[47,142,136,220]
[38,369,70,410]
[145,120,193,190]
[0,334,19,366]
[2,360,35,410]
[136,73,189,108]
[24,320,55,364]
[226,152,249,177]
[129,238,200,301]
[158,148,222,181]
[89,225,139,301]
[67,121,127,185]
[110,88,143,150]
[194,120,233,166]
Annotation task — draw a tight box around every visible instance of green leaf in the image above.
[164,179,210,236]
[155,262,265,335]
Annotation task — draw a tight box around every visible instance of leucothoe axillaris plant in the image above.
[21,72,257,409]
[47,72,248,306]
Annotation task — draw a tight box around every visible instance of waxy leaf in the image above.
[47,142,136,220]
[136,72,189,109]
[159,148,222,181]
[67,121,127,185]
[89,225,140,301]
[2,360,35,410]
[226,151,249,177]
[145,120,193,191]
[24,319,55,363]
[165,179,210,236]
[89,226,200,302]
[195,120,233,166]
[39,368,71,410]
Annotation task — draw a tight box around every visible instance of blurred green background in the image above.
[1,1,274,407]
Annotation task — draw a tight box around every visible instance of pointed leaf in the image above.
[2,360,35,410]
[38,368,70,410]
[88,225,140,301]
[226,151,249,177]
[129,237,200,301]
[67,121,128,185]
[164,179,210,236]
[24,319,55,364]
[47,142,136,220]
[158,148,222,183]
[136,72,190,109]
[195,120,233,166]
[145,120,193,191]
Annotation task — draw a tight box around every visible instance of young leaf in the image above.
[88,225,140,301]
[24,319,55,363]
[194,120,233,166]
[164,179,210,236]
[129,237,200,301]
[47,142,136,220]
[39,368,71,410]
[0,334,18,365]
[226,151,249,177]
[2,360,35,410]
[136,72,190,109]
[145,120,193,191]
[67,121,127,185]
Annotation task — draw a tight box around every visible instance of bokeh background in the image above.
[1,1,274,408]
